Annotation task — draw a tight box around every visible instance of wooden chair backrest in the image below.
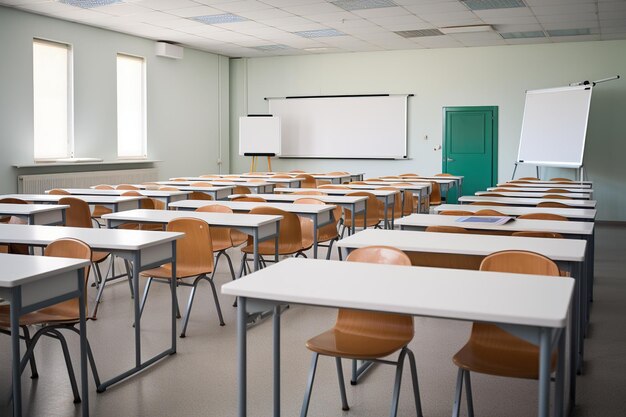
[167,218,214,274]
[318,184,349,189]
[233,186,252,194]
[293,190,327,195]
[518,177,539,180]
[195,205,234,249]
[59,197,93,228]
[49,189,70,195]
[518,213,568,221]
[480,193,505,197]
[536,201,571,208]
[425,225,469,234]
[469,201,508,206]
[295,174,317,188]
[399,173,419,177]
[376,187,402,218]
[550,178,573,182]
[232,197,267,202]
[512,231,564,239]
[248,206,303,253]
[474,209,505,216]
[94,184,114,190]
[429,181,441,204]
[440,210,473,216]
[116,184,139,190]
[435,173,453,176]
[121,191,155,210]
[542,194,572,200]
[544,189,569,193]
[190,182,214,187]
[346,191,382,224]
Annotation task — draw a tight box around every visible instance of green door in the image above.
[443,106,498,201]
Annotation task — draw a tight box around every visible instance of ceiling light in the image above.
[59,0,122,8]
[547,28,591,37]
[500,31,545,39]
[331,0,397,12]
[295,29,346,38]
[461,0,526,11]
[440,25,493,34]
[252,45,290,51]
[191,14,248,25]
[395,29,444,38]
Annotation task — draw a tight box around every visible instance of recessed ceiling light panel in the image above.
[547,28,591,37]
[59,0,122,8]
[331,0,397,12]
[440,24,493,34]
[295,29,346,38]
[252,45,290,51]
[192,14,248,25]
[500,31,545,39]
[395,29,444,38]
[462,0,526,11]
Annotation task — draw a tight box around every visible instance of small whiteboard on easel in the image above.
[239,115,281,156]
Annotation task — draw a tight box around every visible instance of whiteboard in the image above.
[268,95,408,159]
[517,85,592,168]
[239,116,281,156]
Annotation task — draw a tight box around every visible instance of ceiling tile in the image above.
[282,2,342,16]
[351,6,410,18]
[92,3,153,16]
[414,35,463,48]
[259,15,315,27]
[404,1,470,14]
[258,0,321,7]
[133,0,198,11]
[542,20,599,30]
[420,11,482,26]
[166,5,225,18]
[531,3,597,15]
[212,0,273,13]
[537,13,599,24]
[236,8,294,19]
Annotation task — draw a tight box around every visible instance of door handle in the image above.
[447,157,455,162]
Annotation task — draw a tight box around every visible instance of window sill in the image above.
[13,159,161,169]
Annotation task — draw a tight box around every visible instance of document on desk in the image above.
[456,216,514,225]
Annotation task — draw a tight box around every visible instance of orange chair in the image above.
[300,246,423,417]
[399,173,419,177]
[474,209,505,216]
[290,170,306,173]
[512,231,564,239]
[190,182,214,187]
[318,184,349,189]
[480,193,506,197]
[341,192,382,238]
[451,251,561,417]
[469,201,508,206]
[518,213,568,221]
[154,186,182,209]
[189,182,216,201]
[233,185,252,194]
[195,205,237,281]
[536,201,571,208]
[376,187,403,222]
[294,198,342,260]
[295,174,317,188]
[544,188,569,193]
[542,194,572,200]
[518,177,540,180]
[115,184,139,190]
[0,197,29,255]
[119,191,161,231]
[550,178,573,182]
[425,225,469,234]
[200,175,221,179]
[0,238,101,401]
[92,184,114,225]
[139,218,224,337]
[232,196,266,202]
[435,173,453,177]
[388,183,417,216]
[239,207,311,276]
[428,181,442,208]
[440,210,473,216]
[49,189,70,195]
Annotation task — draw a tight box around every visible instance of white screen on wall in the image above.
[268,95,408,159]
[239,116,281,156]
[517,85,592,168]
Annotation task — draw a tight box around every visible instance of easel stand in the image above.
[246,153,275,173]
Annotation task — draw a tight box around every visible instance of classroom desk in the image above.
[459,195,596,208]
[0,253,91,417]
[0,203,68,225]
[240,172,352,184]
[168,200,335,259]
[229,194,367,235]
[499,182,592,189]
[276,187,397,228]
[48,188,191,206]
[137,184,235,200]
[173,176,302,188]
[223,257,573,417]
[434,204,597,222]
[154,181,275,194]
[488,186,592,194]
[337,228,585,408]
[103,209,282,272]
[343,183,431,213]
[373,178,459,201]
[0,224,182,393]
[1,194,142,213]
[476,191,591,200]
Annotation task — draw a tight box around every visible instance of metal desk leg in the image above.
[10,288,22,417]
[538,328,551,417]
[555,329,565,417]
[383,196,389,229]
[238,297,247,417]
[273,305,281,417]
[171,242,177,352]
[78,270,90,417]
[390,194,395,228]
[253,230,259,271]
[351,204,356,235]
[313,216,318,259]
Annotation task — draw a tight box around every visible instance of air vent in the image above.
[331,0,397,11]
[295,29,346,38]
[462,0,526,11]
[395,29,444,38]
[500,31,545,39]
[191,14,247,24]
[252,45,290,51]
[59,0,122,8]
[547,28,591,37]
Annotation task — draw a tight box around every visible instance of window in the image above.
[117,54,146,159]
[33,39,73,160]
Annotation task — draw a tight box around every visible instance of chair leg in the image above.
[49,329,81,403]
[91,264,109,319]
[238,254,247,278]
[180,278,201,338]
[389,348,407,417]
[464,370,474,417]
[65,325,103,391]
[224,252,236,281]
[21,326,39,379]
[300,353,320,417]
[207,275,225,326]
[124,259,134,299]
[452,368,464,417]
[406,348,423,417]
[138,277,153,321]
[335,357,350,411]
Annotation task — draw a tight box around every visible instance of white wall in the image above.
[0,6,229,191]
[229,40,626,221]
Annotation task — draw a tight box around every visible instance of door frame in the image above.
[442,106,499,187]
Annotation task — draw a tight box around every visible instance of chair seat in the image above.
[0,305,79,327]
[317,222,338,243]
[92,251,109,263]
[452,325,556,380]
[140,264,212,280]
[92,205,112,218]
[306,328,410,360]
[231,230,248,246]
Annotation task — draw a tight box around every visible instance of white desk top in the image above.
[0,253,91,288]
[50,188,191,198]
[169,200,336,215]
[278,188,398,197]
[135,183,235,192]
[375,178,457,185]
[488,186,591,194]
[498,182,591,189]
[0,203,69,215]
[476,191,590,199]
[345,184,430,191]
[1,194,143,205]
[231,194,368,205]
[397,213,594,235]
[176,176,300,184]
[435,204,597,220]
[103,209,283,228]
[0,223,182,251]
[222,258,573,328]
[459,195,596,208]
[337,229,586,262]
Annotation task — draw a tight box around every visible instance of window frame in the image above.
[116,52,147,160]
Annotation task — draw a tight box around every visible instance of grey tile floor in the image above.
[1,223,625,416]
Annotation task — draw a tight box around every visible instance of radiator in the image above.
[18,168,158,193]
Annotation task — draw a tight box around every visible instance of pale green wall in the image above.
[230,41,626,221]
[0,6,229,191]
